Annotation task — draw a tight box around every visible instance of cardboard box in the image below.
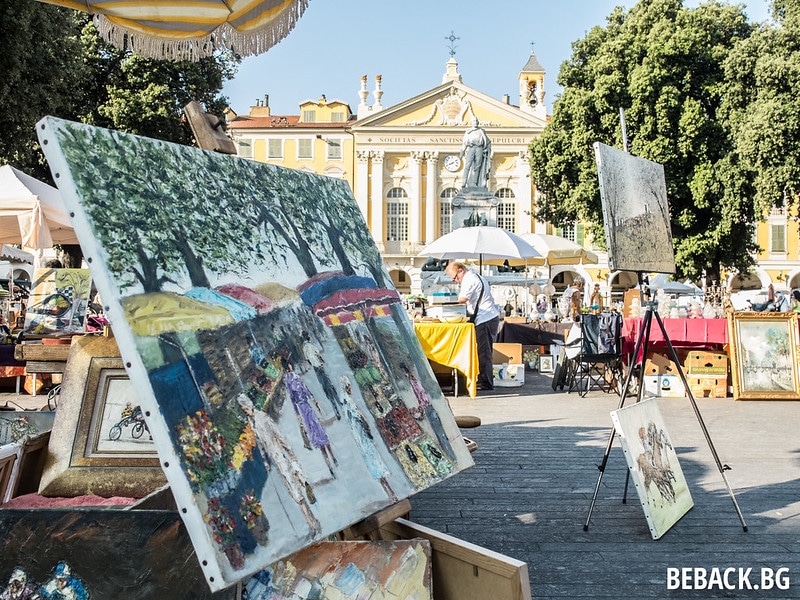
[644,351,681,376]
[493,343,522,365]
[684,351,728,376]
[623,289,643,318]
[643,374,686,398]
[687,376,727,398]
[493,363,525,387]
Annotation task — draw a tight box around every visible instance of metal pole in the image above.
[619,107,629,153]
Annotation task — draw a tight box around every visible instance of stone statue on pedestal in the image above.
[459,117,491,190]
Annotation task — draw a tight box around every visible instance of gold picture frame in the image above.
[38,335,167,497]
[728,312,800,401]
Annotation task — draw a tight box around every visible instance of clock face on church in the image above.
[443,154,461,172]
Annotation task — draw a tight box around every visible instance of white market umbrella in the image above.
[419,226,541,270]
[0,164,79,249]
[520,233,599,266]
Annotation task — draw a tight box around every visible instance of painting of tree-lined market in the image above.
[38,116,473,591]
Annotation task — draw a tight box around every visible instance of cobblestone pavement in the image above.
[409,371,800,599]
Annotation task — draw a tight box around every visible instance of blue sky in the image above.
[222,0,772,117]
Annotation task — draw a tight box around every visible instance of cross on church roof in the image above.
[445,30,459,57]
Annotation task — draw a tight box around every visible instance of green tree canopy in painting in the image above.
[53,121,385,295]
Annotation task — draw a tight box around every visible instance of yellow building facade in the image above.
[226,54,554,295]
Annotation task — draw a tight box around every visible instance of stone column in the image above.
[425,152,439,244]
[409,151,424,248]
[355,150,370,222]
[370,151,385,250]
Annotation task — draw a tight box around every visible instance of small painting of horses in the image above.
[611,398,693,539]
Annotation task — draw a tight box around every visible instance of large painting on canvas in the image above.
[594,142,676,275]
[610,398,693,539]
[37,117,473,591]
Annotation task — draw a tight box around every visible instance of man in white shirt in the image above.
[445,261,501,391]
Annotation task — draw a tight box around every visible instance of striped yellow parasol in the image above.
[36,0,308,60]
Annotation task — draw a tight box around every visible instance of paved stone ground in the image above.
[409,371,800,599]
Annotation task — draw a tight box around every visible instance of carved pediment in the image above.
[406,87,474,126]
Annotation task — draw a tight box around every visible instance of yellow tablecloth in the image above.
[414,322,478,398]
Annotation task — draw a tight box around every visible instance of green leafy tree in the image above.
[80,22,238,145]
[531,0,759,281]
[0,0,87,181]
[721,0,800,220]
[0,0,238,179]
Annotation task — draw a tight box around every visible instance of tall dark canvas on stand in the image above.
[593,142,676,275]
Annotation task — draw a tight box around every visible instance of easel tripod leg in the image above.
[584,307,652,531]
[652,311,748,532]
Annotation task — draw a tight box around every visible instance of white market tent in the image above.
[0,164,79,249]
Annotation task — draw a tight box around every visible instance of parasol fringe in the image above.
[93,0,309,60]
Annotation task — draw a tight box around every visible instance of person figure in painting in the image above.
[301,330,341,420]
[284,362,338,476]
[444,261,501,391]
[237,394,321,535]
[248,336,267,369]
[459,117,491,189]
[0,568,37,600]
[400,364,455,461]
[38,562,89,600]
[339,375,398,501]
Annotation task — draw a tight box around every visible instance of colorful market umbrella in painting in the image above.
[35,0,308,60]
[215,283,277,314]
[121,291,236,336]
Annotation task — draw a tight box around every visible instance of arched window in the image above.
[386,187,409,241]
[439,187,458,236]
[495,188,516,232]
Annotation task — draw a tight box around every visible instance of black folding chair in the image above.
[568,312,624,397]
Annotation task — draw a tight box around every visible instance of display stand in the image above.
[583,277,747,532]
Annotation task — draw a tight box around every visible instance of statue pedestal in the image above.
[451,188,499,228]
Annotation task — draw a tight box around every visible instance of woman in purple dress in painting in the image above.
[284,363,338,477]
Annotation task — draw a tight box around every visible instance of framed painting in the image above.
[0,509,238,599]
[37,117,473,591]
[538,354,554,374]
[37,334,167,498]
[728,312,800,400]
[610,398,693,539]
[23,267,92,336]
